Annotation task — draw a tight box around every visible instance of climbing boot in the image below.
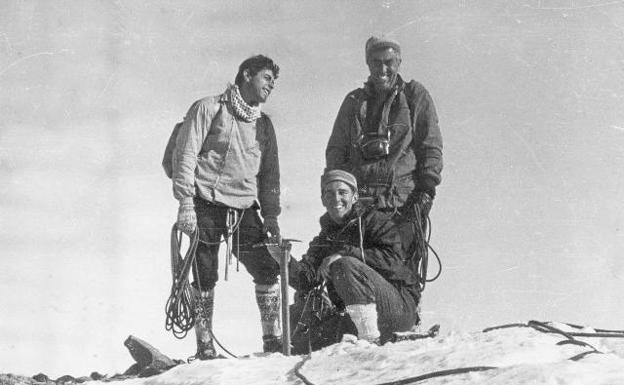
[255,283,282,353]
[192,287,217,360]
[262,335,282,353]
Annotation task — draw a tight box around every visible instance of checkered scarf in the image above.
[229,85,262,122]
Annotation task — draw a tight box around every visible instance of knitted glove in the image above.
[262,215,281,241]
[177,198,197,235]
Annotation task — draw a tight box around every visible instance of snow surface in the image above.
[86,324,624,385]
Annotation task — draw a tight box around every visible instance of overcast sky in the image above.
[1,0,623,378]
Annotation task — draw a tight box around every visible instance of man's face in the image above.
[241,68,276,105]
[366,48,401,92]
[322,181,358,224]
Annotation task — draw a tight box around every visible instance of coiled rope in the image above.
[164,224,238,358]
[411,205,442,291]
[164,225,198,339]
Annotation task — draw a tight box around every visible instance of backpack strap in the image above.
[401,79,419,126]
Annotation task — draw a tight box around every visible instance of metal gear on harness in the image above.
[288,282,359,356]
[224,208,243,281]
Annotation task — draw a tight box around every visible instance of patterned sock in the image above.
[255,283,282,338]
[192,288,216,359]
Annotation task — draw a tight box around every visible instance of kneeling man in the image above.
[289,170,421,343]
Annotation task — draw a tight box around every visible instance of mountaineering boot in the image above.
[192,287,217,360]
[255,283,283,353]
[262,335,282,353]
[345,303,381,343]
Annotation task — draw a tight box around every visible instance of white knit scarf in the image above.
[230,85,262,122]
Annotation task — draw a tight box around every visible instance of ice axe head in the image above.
[253,238,300,265]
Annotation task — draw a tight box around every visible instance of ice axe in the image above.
[254,238,300,356]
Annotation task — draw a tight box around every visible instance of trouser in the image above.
[191,198,280,290]
[328,256,418,342]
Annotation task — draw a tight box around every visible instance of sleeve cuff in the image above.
[179,197,195,207]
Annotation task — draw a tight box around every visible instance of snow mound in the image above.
[89,324,624,385]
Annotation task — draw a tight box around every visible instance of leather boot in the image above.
[255,283,282,353]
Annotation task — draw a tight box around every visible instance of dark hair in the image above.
[234,55,280,86]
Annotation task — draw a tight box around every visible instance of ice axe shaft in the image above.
[279,244,291,356]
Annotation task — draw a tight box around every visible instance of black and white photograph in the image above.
[1,1,624,384]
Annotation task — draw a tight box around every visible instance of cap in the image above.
[365,36,401,61]
[321,170,358,193]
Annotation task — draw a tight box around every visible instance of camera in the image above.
[359,131,391,161]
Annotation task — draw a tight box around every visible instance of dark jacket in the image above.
[289,204,420,304]
[325,75,443,209]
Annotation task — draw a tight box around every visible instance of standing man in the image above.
[172,55,283,359]
[325,36,443,292]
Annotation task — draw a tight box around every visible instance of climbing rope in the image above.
[423,215,442,284]
[410,204,442,291]
[164,224,239,358]
[165,225,198,339]
[293,354,315,385]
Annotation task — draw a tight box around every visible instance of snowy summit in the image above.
[80,321,624,385]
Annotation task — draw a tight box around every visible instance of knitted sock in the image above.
[192,288,216,359]
[254,283,282,338]
[345,303,380,342]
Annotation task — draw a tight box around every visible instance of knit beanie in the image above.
[365,36,401,61]
[321,170,358,193]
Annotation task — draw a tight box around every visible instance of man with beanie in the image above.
[171,55,283,359]
[325,36,443,294]
[287,170,421,344]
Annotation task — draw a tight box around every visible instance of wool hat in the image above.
[365,36,401,61]
[321,170,358,193]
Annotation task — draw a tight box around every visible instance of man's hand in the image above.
[318,254,343,281]
[177,198,197,235]
[263,215,281,242]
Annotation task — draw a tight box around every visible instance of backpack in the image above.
[161,121,183,179]
[289,288,357,355]
[161,103,224,179]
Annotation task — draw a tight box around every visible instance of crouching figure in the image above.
[287,170,421,351]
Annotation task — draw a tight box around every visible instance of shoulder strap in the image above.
[402,79,419,123]
[196,101,224,151]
